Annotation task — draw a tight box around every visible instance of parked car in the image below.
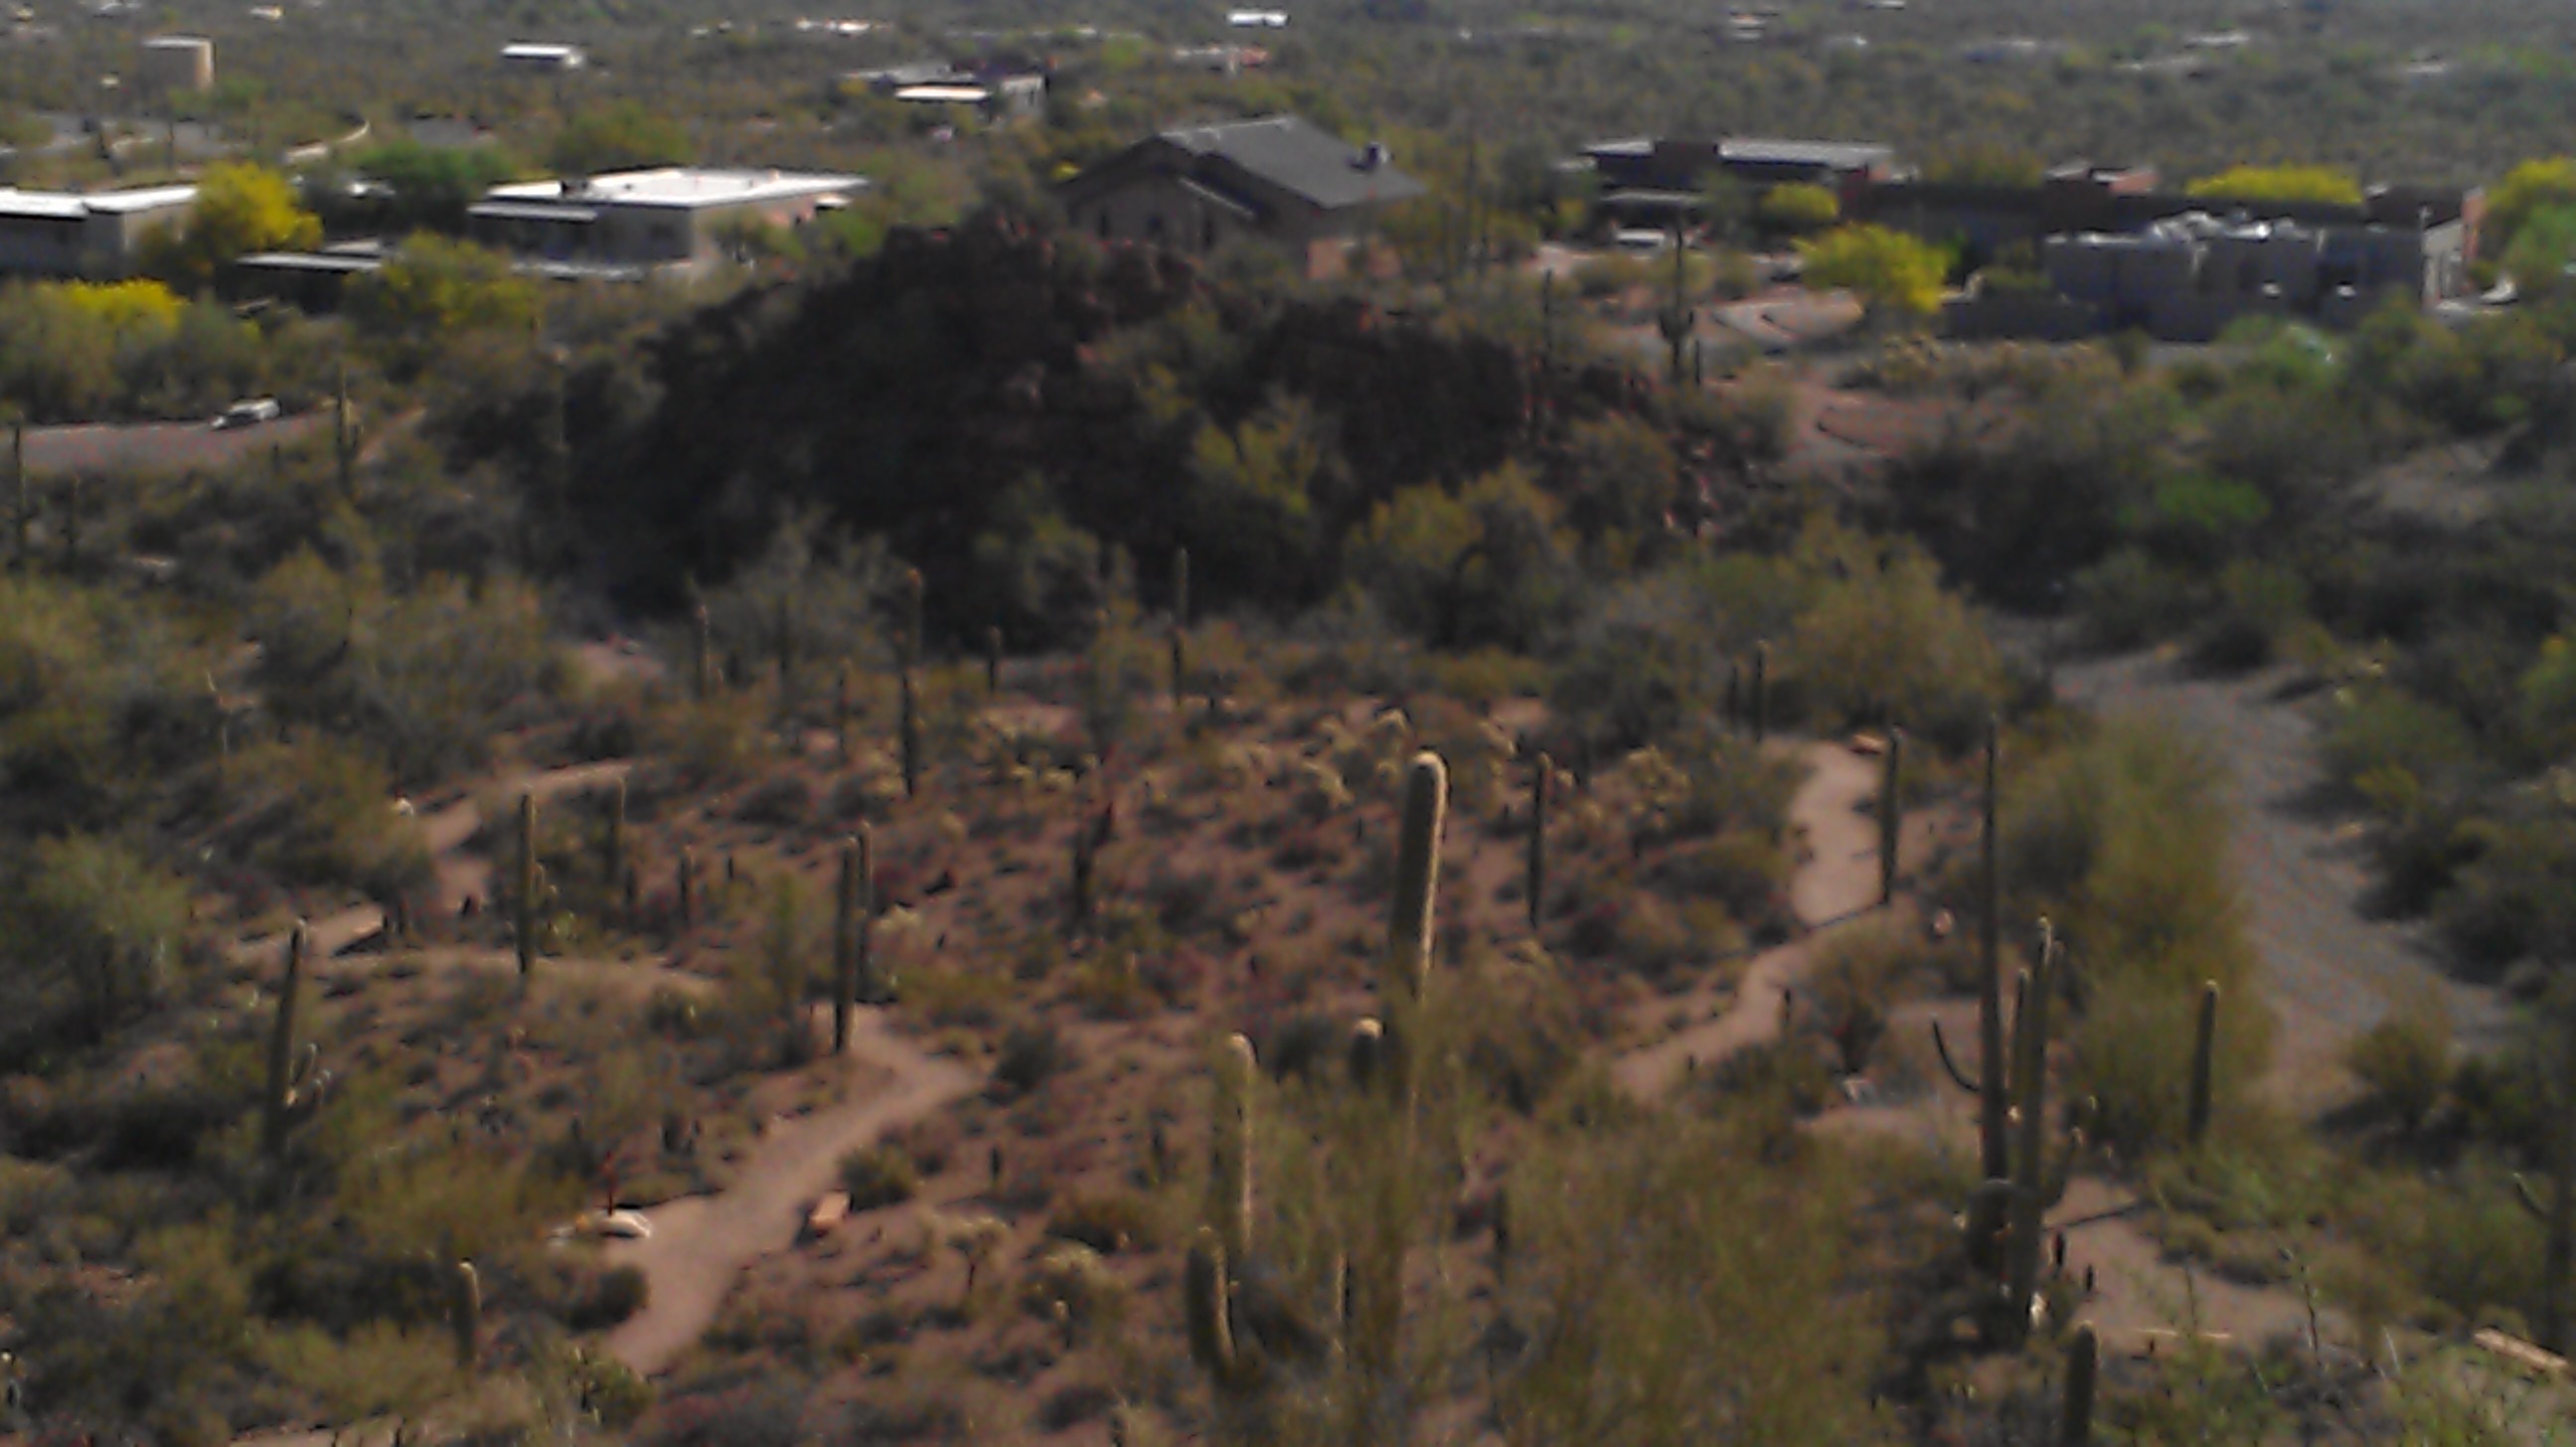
[211,398,282,430]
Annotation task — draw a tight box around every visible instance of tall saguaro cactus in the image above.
[262,923,306,1158]
[898,665,920,799]
[1526,751,1550,934]
[1877,726,1905,907]
[452,1260,481,1370]
[1385,753,1450,1090]
[677,847,698,930]
[2003,921,2065,1337]
[692,603,713,700]
[2187,980,2219,1146]
[1210,1033,1256,1263]
[514,792,539,978]
[984,624,1003,697]
[901,566,925,667]
[1978,720,2007,1181]
[2512,1016,2576,1354]
[2061,1323,2097,1446]
[1751,642,1772,743]
[834,833,863,1053]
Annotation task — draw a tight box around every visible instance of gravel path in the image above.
[2051,649,2510,1110]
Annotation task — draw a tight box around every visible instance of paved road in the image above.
[19,415,326,476]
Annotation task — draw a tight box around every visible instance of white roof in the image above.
[894,84,991,102]
[502,42,584,58]
[483,167,866,211]
[144,34,212,49]
[0,184,195,220]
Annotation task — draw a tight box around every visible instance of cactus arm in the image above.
[1931,1019,1984,1096]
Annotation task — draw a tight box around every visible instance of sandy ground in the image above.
[18,414,326,475]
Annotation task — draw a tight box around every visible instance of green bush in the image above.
[838,1144,920,1211]
[2342,983,2453,1133]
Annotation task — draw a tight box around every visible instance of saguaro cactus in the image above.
[452,1260,481,1370]
[692,603,713,700]
[2061,1323,2097,1446]
[1526,751,1550,934]
[984,624,1003,697]
[834,833,862,1053]
[1384,753,1450,1092]
[1185,1226,1259,1396]
[2512,1019,2576,1354]
[856,826,882,1004]
[1877,726,1904,907]
[1210,1033,1256,1263]
[677,847,698,929]
[898,665,920,799]
[2003,921,2066,1336]
[1751,641,1772,743]
[1978,719,2007,1180]
[1170,547,1192,709]
[262,923,306,1157]
[901,566,925,666]
[514,792,539,978]
[835,665,852,764]
[2187,980,2219,1146]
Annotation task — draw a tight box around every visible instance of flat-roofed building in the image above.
[1060,114,1425,278]
[139,35,214,97]
[0,184,196,278]
[466,167,864,274]
[500,42,587,73]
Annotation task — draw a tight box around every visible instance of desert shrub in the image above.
[0,834,192,1054]
[1037,1381,1118,1432]
[2320,685,2479,801]
[218,737,435,900]
[992,1022,1068,1095]
[1501,1115,1892,1443]
[839,1144,919,1211]
[650,690,769,787]
[1045,1191,1161,1253]
[1799,924,1919,1073]
[731,774,814,828]
[2005,722,2272,1149]
[2073,548,2201,650]
[1784,518,2008,744]
[568,1264,652,1331]
[2337,1160,2546,1333]
[1648,831,1791,931]
[2343,983,2454,1134]
[2194,561,2311,671]
[2434,816,2576,975]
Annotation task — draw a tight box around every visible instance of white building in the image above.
[501,43,587,73]
[466,168,864,275]
[0,184,196,278]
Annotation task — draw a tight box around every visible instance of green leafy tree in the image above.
[4,834,190,1048]
[1755,182,1840,236]
[547,103,689,177]
[2501,204,2576,298]
[347,236,541,378]
[349,138,524,234]
[2484,157,2576,259]
[1796,225,1948,318]
[140,162,321,294]
[2183,164,2364,206]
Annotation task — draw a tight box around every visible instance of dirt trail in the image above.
[601,1011,979,1376]
[2051,650,2510,1111]
[226,759,635,968]
[1612,742,1883,1097]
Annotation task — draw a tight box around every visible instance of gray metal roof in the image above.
[1717,137,1893,169]
[1157,115,1425,211]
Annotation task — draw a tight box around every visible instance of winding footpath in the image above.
[1613,741,1884,1098]
[600,1012,979,1375]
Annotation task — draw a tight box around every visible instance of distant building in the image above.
[138,36,213,98]
[2042,206,2474,341]
[1059,114,1425,278]
[465,167,864,275]
[1583,134,1901,230]
[501,43,587,73]
[848,61,1047,123]
[0,183,195,278]
[1226,10,1289,26]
